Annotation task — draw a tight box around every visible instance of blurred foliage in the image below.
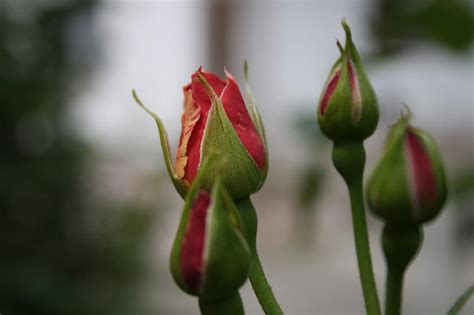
[450,168,474,245]
[295,113,330,211]
[371,0,474,56]
[293,112,329,212]
[290,111,330,246]
[0,1,153,315]
[293,112,328,145]
[297,167,324,211]
[451,168,474,199]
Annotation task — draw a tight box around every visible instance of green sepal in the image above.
[367,113,448,225]
[341,18,362,65]
[132,90,188,197]
[244,61,269,179]
[343,19,379,134]
[317,19,379,143]
[367,117,413,224]
[244,61,267,148]
[197,73,265,199]
[200,176,251,299]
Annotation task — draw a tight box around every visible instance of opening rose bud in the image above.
[177,68,267,198]
[317,19,379,143]
[367,113,448,226]
[133,66,268,199]
[170,171,250,299]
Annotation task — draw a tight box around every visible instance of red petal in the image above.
[347,60,362,122]
[320,66,341,116]
[191,68,227,112]
[406,129,437,210]
[178,69,226,183]
[220,70,266,170]
[176,89,200,182]
[180,190,211,292]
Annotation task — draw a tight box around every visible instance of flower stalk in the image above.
[237,198,284,315]
[347,178,381,315]
[382,224,422,315]
[199,292,245,315]
[333,142,381,315]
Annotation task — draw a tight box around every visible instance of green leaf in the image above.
[243,61,268,177]
[132,90,187,197]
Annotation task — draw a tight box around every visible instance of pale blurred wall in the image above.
[72,1,473,314]
[73,1,474,159]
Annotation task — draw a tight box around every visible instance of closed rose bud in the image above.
[170,169,250,300]
[317,20,379,143]
[367,113,448,225]
[133,66,267,199]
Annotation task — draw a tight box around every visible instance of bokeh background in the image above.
[1,0,473,314]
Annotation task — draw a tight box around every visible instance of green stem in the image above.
[382,224,422,315]
[448,285,474,315]
[348,180,382,315]
[237,198,284,315]
[385,267,403,315]
[332,142,381,315]
[199,291,244,315]
[249,248,283,315]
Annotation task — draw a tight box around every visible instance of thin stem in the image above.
[348,179,382,315]
[199,291,244,315]
[248,247,283,315]
[382,224,421,315]
[332,142,381,315]
[385,267,403,315]
[237,198,284,315]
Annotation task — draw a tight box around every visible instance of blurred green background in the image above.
[0,1,154,314]
[0,0,472,314]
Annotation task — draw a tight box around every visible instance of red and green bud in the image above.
[367,113,448,225]
[170,161,250,299]
[133,65,267,199]
[317,20,379,143]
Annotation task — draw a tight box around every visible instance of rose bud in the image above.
[170,160,250,300]
[366,112,448,225]
[132,66,267,199]
[317,19,379,143]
